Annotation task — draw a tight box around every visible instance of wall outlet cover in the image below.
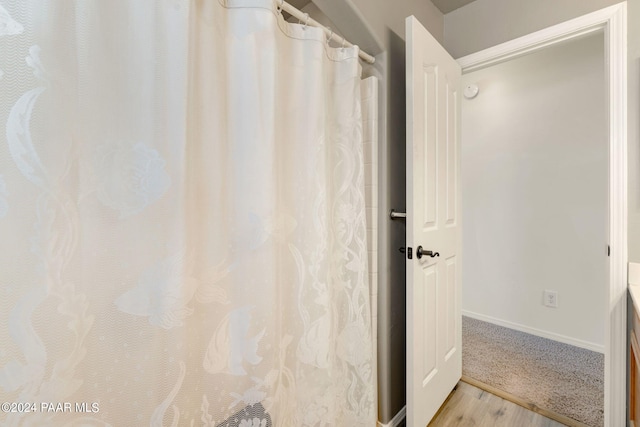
[543,290,558,308]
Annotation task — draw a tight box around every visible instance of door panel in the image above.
[406,15,462,427]
[421,265,437,383]
[422,65,438,229]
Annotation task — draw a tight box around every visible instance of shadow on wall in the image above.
[377,27,407,424]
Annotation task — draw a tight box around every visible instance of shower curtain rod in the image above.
[278,0,376,64]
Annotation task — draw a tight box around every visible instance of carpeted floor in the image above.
[462,316,604,427]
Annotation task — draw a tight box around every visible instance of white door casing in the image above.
[406,15,462,427]
[455,5,627,425]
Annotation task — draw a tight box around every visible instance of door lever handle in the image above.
[389,209,407,219]
[416,246,439,259]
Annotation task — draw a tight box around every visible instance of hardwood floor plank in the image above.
[456,381,484,399]
[481,398,516,425]
[429,391,488,427]
[428,381,568,427]
[462,376,591,427]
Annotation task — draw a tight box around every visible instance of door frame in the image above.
[456,4,627,426]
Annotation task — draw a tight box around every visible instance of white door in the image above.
[406,16,462,427]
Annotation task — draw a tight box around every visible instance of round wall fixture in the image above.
[464,83,479,99]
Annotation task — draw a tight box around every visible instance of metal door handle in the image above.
[416,246,439,259]
[389,209,407,219]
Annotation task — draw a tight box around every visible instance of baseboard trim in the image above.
[462,310,604,353]
[377,406,406,427]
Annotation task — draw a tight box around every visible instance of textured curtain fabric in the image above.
[0,0,375,426]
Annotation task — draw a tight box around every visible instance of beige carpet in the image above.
[462,316,604,427]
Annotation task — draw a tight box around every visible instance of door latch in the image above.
[400,247,413,259]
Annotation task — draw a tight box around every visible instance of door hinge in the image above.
[407,247,413,259]
[608,245,610,257]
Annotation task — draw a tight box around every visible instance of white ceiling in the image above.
[286,0,313,12]
[430,0,478,14]
[285,0,479,19]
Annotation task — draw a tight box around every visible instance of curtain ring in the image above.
[341,38,346,51]
[326,28,333,45]
[276,0,284,14]
[303,12,309,30]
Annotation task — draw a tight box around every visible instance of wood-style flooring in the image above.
[424,381,568,427]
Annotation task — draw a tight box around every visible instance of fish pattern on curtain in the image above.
[0,0,375,426]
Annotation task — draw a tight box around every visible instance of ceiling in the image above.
[430,0,478,14]
[285,0,478,15]
[286,0,312,11]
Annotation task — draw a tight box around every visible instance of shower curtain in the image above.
[0,0,376,426]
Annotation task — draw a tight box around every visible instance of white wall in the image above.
[443,0,640,264]
[629,0,640,263]
[461,34,607,350]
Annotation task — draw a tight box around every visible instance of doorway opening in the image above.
[460,31,607,426]
[456,4,627,425]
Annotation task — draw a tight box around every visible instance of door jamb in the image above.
[456,4,627,425]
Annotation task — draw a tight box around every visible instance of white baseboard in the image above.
[462,310,604,354]
[377,406,406,427]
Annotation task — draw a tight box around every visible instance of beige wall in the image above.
[461,34,607,349]
[444,0,640,263]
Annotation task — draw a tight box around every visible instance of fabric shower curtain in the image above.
[0,0,375,426]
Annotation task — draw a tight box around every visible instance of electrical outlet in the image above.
[543,290,558,308]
